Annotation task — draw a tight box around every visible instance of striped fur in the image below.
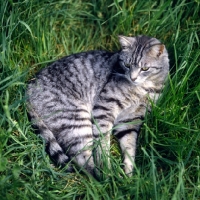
[27,35,169,176]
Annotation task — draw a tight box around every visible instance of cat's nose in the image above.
[131,77,137,82]
[130,68,140,82]
[130,74,138,82]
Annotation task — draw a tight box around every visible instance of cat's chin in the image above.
[132,81,139,86]
[132,79,145,86]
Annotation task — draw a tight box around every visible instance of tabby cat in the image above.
[27,35,169,176]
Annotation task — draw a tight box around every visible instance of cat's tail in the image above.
[27,105,73,172]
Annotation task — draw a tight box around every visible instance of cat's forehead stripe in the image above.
[133,40,149,65]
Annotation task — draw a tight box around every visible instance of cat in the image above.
[27,35,169,176]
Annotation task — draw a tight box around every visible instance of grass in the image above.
[0,0,200,199]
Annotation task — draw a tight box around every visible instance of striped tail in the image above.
[27,105,73,172]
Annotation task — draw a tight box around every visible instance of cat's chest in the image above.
[120,83,148,105]
[126,90,147,108]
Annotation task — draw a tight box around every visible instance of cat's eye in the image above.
[141,67,149,71]
[125,63,131,68]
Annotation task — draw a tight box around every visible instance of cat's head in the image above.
[118,35,169,85]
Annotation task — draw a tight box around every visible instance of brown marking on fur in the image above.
[157,44,164,57]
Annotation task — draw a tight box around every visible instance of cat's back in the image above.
[27,50,118,105]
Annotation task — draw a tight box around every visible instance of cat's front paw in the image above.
[123,159,133,177]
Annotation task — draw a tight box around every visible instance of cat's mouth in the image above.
[132,79,142,85]
[131,76,146,85]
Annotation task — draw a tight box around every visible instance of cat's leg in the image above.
[114,128,139,176]
[92,105,116,171]
[55,104,95,175]
[92,119,113,166]
[33,100,95,175]
[113,104,147,176]
[67,126,95,175]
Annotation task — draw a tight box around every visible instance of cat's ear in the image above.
[118,35,135,49]
[148,44,165,58]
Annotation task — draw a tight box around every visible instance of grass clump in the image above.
[0,0,200,199]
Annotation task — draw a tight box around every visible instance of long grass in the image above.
[0,0,200,199]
